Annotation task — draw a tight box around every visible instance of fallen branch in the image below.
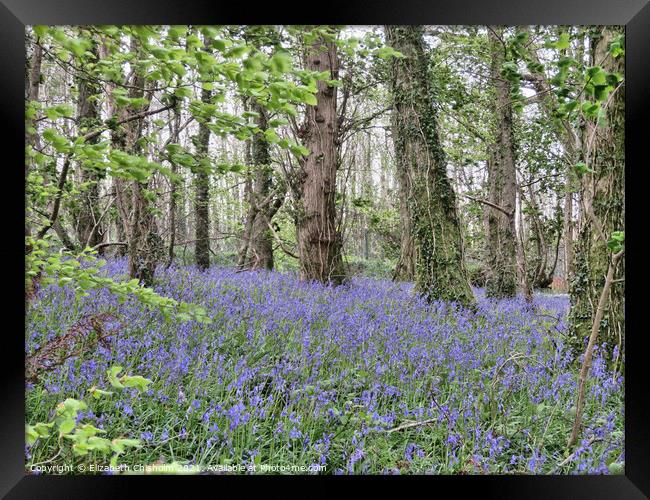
[26,313,120,384]
[386,418,437,434]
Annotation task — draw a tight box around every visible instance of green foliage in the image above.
[345,255,396,280]
[375,46,406,60]
[608,34,625,59]
[466,261,488,287]
[107,365,153,391]
[111,88,149,109]
[545,32,571,51]
[26,366,151,467]
[26,237,211,323]
[573,161,594,176]
[607,231,624,254]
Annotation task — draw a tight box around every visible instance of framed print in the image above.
[2,0,648,497]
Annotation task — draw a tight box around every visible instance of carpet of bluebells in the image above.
[25,258,624,474]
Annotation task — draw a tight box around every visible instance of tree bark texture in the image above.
[295,37,346,285]
[112,37,163,286]
[194,83,212,271]
[485,28,519,299]
[72,42,104,251]
[569,26,625,361]
[385,25,474,306]
[246,103,277,270]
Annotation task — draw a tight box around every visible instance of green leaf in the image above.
[302,92,318,106]
[33,25,49,39]
[176,312,191,322]
[263,129,280,144]
[606,72,623,86]
[26,425,39,445]
[608,34,625,58]
[42,128,70,153]
[611,231,625,242]
[119,374,153,391]
[56,398,88,418]
[211,38,229,52]
[87,436,112,453]
[225,44,248,58]
[592,84,609,102]
[58,418,76,436]
[607,231,624,252]
[586,66,607,85]
[573,162,594,175]
[168,26,186,40]
[289,144,310,158]
[608,461,624,474]
[88,386,114,399]
[67,38,89,58]
[270,50,292,73]
[375,46,405,59]
[111,438,141,455]
[33,422,55,438]
[556,32,570,50]
[581,101,600,117]
[72,442,90,456]
[107,365,125,388]
[73,423,106,440]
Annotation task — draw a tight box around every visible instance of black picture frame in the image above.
[2,1,648,498]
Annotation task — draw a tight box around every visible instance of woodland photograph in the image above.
[24,24,625,475]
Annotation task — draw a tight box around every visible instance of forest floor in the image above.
[25,259,624,474]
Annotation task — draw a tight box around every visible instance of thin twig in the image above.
[386,418,437,434]
[567,250,624,448]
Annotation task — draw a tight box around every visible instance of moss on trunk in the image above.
[385,25,475,307]
[569,26,625,362]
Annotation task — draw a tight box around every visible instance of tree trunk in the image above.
[25,35,43,257]
[237,136,255,268]
[393,135,415,281]
[25,37,42,180]
[194,83,211,271]
[516,187,534,302]
[568,249,623,447]
[522,26,582,290]
[176,176,187,248]
[569,26,625,361]
[246,103,276,270]
[112,37,163,285]
[72,42,104,251]
[294,36,346,285]
[385,25,474,306]
[167,104,182,268]
[563,178,574,286]
[485,28,518,299]
[526,185,549,288]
